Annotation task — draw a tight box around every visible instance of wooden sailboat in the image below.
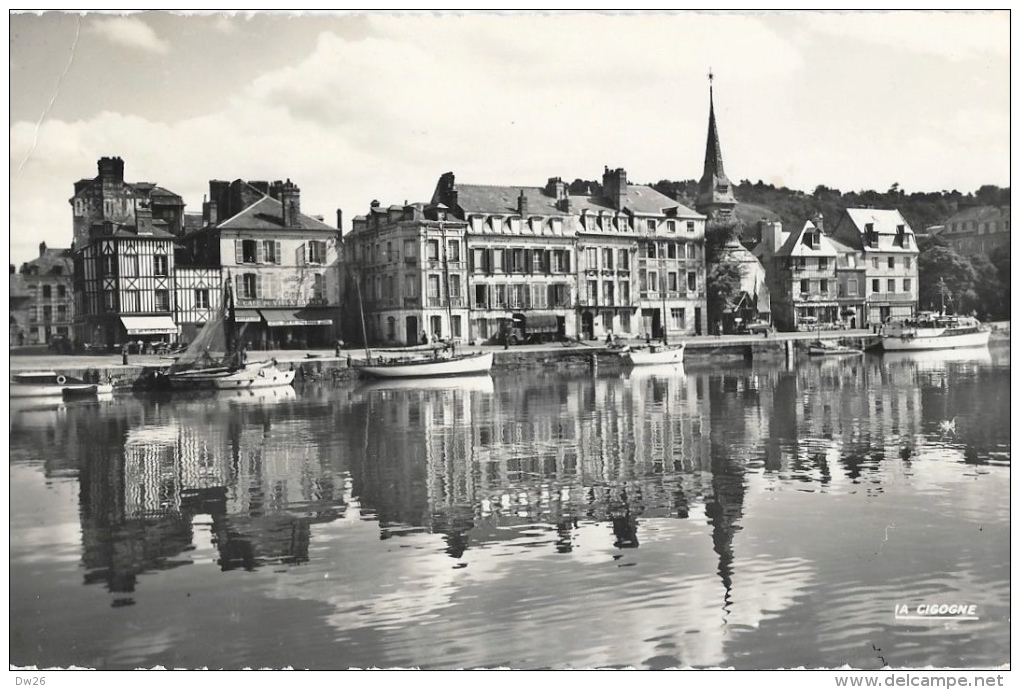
[352,225,493,380]
[624,276,685,366]
[158,275,295,390]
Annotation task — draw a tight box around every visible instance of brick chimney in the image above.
[280,179,301,228]
[336,208,343,232]
[97,156,124,183]
[517,190,528,218]
[813,213,825,235]
[602,166,628,211]
[39,241,47,257]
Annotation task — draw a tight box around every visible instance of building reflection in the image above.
[73,393,348,603]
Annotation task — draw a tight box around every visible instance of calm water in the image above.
[10,346,1010,669]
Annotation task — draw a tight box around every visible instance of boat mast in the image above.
[661,272,669,344]
[355,273,372,364]
[223,271,237,362]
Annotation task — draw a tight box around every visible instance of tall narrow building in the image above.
[695,73,737,224]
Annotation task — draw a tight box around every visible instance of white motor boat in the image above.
[622,342,685,366]
[881,313,991,351]
[354,351,493,379]
[10,371,114,398]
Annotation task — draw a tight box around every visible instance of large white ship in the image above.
[881,312,991,351]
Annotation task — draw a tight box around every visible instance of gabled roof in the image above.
[454,183,701,218]
[774,220,839,258]
[217,195,335,232]
[842,208,915,235]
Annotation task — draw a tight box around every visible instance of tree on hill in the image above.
[918,245,977,314]
[968,253,1004,320]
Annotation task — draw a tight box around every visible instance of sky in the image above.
[8,10,1011,267]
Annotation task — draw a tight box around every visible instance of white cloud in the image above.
[89,16,170,54]
[800,11,1009,60]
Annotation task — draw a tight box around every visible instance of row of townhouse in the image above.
[344,168,710,346]
[9,242,75,346]
[932,205,1010,257]
[752,208,919,331]
[70,157,341,350]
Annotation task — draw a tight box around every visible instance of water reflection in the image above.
[8,345,1009,669]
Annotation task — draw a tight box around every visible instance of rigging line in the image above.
[17,15,82,177]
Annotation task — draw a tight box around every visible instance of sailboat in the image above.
[623,278,685,366]
[157,275,296,391]
[351,225,493,380]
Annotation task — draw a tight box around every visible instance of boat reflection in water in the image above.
[8,345,1010,670]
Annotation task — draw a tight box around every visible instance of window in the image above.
[646,242,657,259]
[887,257,895,269]
[686,221,695,233]
[903,278,912,292]
[57,305,67,320]
[586,247,598,270]
[430,315,442,338]
[887,279,895,293]
[43,305,52,322]
[848,278,858,296]
[553,250,571,273]
[492,249,505,272]
[532,284,547,308]
[872,279,880,293]
[154,254,169,276]
[452,315,462,339]
[314,273,325,301]
[820,279,828,294]
[647,219,657,232]
[387,316,396,340]
[685,242,695,259]
[403,239,416,262]
[620,311,631,332]
[427,275,441,300]
[800,279,810,294]
[648,271,658,293]
[122,290,139,312]
[905,257,912,269]
[510,284,525,308]
[42,285,52,298]
[449,275,461,302]
[668,271,678,293]
[155,289,171,312]
[57,285,66,298]
[448,240,461,262]
[494,284,507,308]
[474,284,488,309]
[261,240,279,264]
[404,274,417,298]
[818,257,828,270]
[671,308,685,330]
[667,220,676,233]
[532,250,545,273]
[620,281,630,305]
[243,273,258,299]
[195,289,210,309]
[241,239,258,263]
[603,248,614,270]
[618,248,629,270]
[687,272,697,293]
[472,248,486,273]
[667,242,677,259]
[602,281,614,306]
[307,240,327,264]
[587,280,598,304]
[511,248,526,273]
[796,257,806,269]
[872,258,879,270]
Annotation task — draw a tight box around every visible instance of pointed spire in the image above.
[696,70,737,221]
[703,69,726,179]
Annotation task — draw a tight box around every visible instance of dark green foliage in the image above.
[918,245,977,314]
[706,261,744,327]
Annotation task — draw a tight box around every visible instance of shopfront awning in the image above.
[235,309,261,323]
[120,315,178,335]
[259,309,333,327]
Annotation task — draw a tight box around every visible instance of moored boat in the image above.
[807,340,864,356]
[623,342,685,366]
[880,312,991,351]
[10,371,114,398]
[354,351,494,379]
[158,275,295,391]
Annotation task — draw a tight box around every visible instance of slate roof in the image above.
[217,195,336,232]
[943,205,1010,226]
[453,183,702,219]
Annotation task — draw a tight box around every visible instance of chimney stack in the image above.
[518,190,528,218]
[39,241,47,257]
[97,156,124,184]
[336,208,343,232]
[280,179,301,228]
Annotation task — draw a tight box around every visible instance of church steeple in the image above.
[696,71,737,222]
